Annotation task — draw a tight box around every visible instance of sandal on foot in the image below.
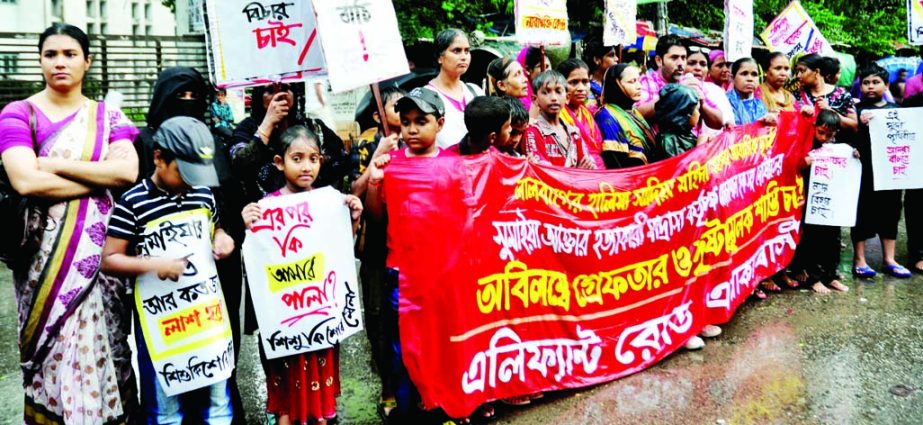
[885,264,912,278]
[760,279,783,292]
[500,395,531,406]
[751,288,768,300]
[700,324,722,338]
[777,273,800,289]
[853,265,877,278]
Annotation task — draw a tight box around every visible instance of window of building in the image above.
[51,0,62,17]
[0,54,18,74]
[100,0,107,18]
[0,0,18,4]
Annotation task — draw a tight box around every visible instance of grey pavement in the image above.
[2,231,922,424]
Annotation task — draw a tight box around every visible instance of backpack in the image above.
[0,103,44,269]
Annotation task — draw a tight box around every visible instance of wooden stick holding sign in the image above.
[371,83,390,137]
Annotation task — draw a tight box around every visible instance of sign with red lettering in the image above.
[760,1,833,58]
[134,208,234,397]
[205,0,326,88]
[311,0,410,93]
[516,0,570,46]
[242,187,363,359]
[382,112,813,418]
[868,107,923,190]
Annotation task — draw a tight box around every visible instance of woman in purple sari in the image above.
[0,23,139,424]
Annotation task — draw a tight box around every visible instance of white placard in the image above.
[760,1,834,58]
[805,143,861,226]
[134,209,234,397]
[724,0,753,62]
[311,0,410,93]
[909,0,923,45]
[242,187,363,360]
[516,0,570,46]
[869,107,923,190]
[604,0,636,47]
[205,0,326,88]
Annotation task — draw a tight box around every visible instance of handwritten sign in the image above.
[242,187,363,359]
[311,0,410,93]
[205,0,326,88]
[869,107,923,190]
[760,1,834,58]
[910,0,923,45]
[805,143,861,226]
[516,0,570,46]
[134,209,234,397]
[724,0,753,62]
[382,113,814,418]
[604,0,636,47]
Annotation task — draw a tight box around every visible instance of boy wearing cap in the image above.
[362,87,454,421]
[101,116,236,424]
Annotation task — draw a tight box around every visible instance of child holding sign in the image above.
[851,64,911,279]
[793,110,856,293]
[101,116,237,423]
[241,126,363,425]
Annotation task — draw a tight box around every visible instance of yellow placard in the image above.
[265,252,325,293]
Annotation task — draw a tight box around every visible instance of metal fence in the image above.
[0,33,208,126]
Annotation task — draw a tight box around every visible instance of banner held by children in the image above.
[311,0,410,93]
[760,1,834,58]
[604,0,637,47]
[242,187,363,360]
[205,0,326,88]
[909,0,923,45]
[805,143,861,226]
[134,209,234,397]
[869,107,923,190]
[516,0,570,46]
[383,113,813,418]
[724,0,753,62]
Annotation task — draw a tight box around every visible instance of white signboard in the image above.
[909,0,923,45]
[604,0,636,47]
[242,188,363,360]
[205,0,326,88]
[134,209,234,397]
[311,0,410,93]
[516,0,570,46]
[760,1,834,58]
[869,107,923,190]
[805,143,861,226]
[724,0,753,62]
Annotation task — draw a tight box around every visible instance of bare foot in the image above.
[828,280,849,292]
[794,270,810,282]
[916,260,923,271]
[761,279,783,292]
[812,281,831,294]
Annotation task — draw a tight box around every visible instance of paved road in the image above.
[2,233,922,424]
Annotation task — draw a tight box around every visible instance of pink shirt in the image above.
[904,74,923,100]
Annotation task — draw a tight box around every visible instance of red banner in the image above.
[382,112,814,418]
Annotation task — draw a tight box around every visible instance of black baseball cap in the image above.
[153,116,220,187]
[395,87,445,117]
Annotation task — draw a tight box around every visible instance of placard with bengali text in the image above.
[242,187,363,360]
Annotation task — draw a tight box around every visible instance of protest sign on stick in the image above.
[134,209,234,397]
[312,0,410,93]
[724,0,753,62]
[205,0,326,88]
[604,0,637,47]
[805,143,861,226]
[869,107,923,190]
[516,0,570,46]
[242,187,363,360]
[760,1,834,58]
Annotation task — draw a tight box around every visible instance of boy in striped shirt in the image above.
[101,116,236,423]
